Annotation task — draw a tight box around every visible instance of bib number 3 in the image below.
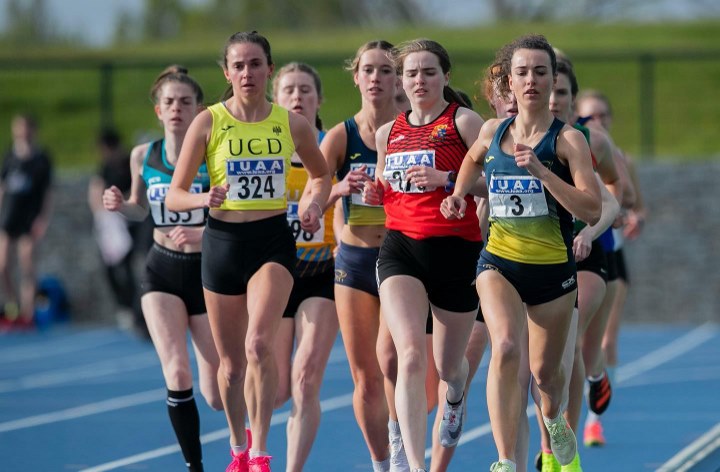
[488,175,549,218]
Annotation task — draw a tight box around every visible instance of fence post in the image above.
[99,62,114,129]
[638,53,655,159]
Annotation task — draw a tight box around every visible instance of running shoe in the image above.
[540,451,561,472]
[226,429,252,472]
[559,452,582,471]
[489,461,516,472]
[586,371,612,415]
[389,428,410,472]
[438,395,465,447]
[583,419,605,447]
[543,415,577,466]
[248,455,272,472]
[534,450,542,471]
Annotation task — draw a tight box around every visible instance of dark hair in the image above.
[393,38,468,106]
[272,62,324,131]
[12,113,38,129]
[221,31,273,101]
[455,89,474,110]
[344,40,394,74]
[489,34,557,99]
[556,59,579,98]
[98,127,121,148]
[149,65,204,105]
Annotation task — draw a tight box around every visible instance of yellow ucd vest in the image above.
[206,102,295,211]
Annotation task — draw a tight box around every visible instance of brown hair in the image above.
[149,65,204,105]
[393,38,469,107]
[344,40,394,73]
[272,62,324,130]
[220,31,273,100]
[576,89,613,117]
[488,34,557,100]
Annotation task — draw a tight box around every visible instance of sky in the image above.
[0,0,716,47]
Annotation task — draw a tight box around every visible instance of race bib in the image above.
[488,174,548,218]
[287,202,324,243]
[148,183,205,226]
[226,158,285,201]
[383,150,436,194]
[350,162,382,207]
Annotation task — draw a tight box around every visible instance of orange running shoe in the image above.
[583,420,605,447]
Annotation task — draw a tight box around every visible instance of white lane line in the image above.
[79,393,354,472]
[656,422,720,472]
[0,352,158,393]
[0,388,165,433]
[0,344,347,431]
[29,323,717,472]
[424,322,718,458]
[0,329,123,363]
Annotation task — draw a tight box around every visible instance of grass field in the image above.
[0,20,719,169]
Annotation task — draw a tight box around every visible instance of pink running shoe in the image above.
[583,420,605,447]
[226,429,253,472]
[248,455,272,472]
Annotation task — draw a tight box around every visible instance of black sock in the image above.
[167,388,203,472]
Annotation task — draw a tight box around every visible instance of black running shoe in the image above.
[587,371,612,415]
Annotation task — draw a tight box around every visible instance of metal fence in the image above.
[0,49,718,167]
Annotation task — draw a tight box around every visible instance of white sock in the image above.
[231,441,247,455]
[588,371,605,382]
[586,411,600,424]
[372,457,390,472]
[249,449,269,459]
[388,418,401,436]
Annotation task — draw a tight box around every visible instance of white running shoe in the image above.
[543,415,577,466]
[438,395,465,448]
[389,426,410,472]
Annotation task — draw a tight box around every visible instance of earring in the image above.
[226,79,231,84]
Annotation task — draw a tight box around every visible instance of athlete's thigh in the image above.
[477,269,526,344]
[526,290,577,374]
[379,274,428,351]
[430,305,476,374]
[142,292,191,370]
[203,289,248,366]
[335,284,382,371]
[246,262,293,340]
[293,297,338,374]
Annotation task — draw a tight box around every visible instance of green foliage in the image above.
[0,21,718,170]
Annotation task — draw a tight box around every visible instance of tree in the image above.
[3,0,56,45]
[142,0,185,40]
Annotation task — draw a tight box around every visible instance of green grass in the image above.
[0,20,719,170]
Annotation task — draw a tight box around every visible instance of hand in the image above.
[166,226,202,247]
[206,184,229,208]
[31,217,49,241]
[514,143,547,178]
[623,210,645,240]
[337,165,371,197]
[405,165,447,189]
[102,186,124,211]
[572,232,592,262]
[300,202,322,233]
[362,179,384,206]
[440,195,467,220]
